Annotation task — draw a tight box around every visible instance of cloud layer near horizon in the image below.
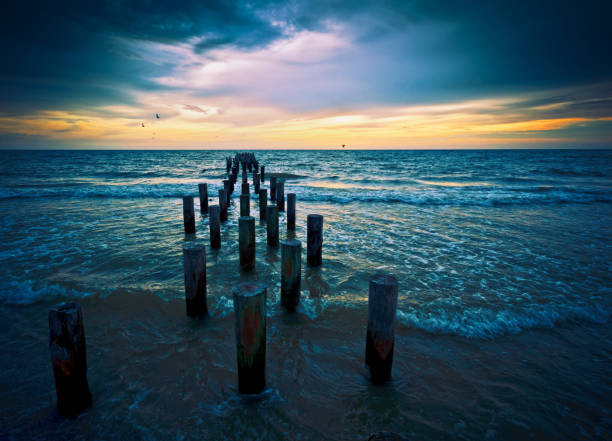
[1,0,611,148]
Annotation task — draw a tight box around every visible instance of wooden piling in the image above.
[307,214,323,266]
[218,189,228,222]
[238,216,255,270]
[261,166,265,182]
[198,184,208,214]
[266,205,279,247]
[183,196,196,234]
[240,194,250,216]
[281,239,301,311]
[49,302,92,416]
[259,189,267,222]
[233,282,267,394]
[253,173,260,194]
[270,176,277,202]
[365,274,398,384]
[276,180,285,212]
[223,179,232,201]
[242,182,249,195]
[183,242,207,317]
[209,205,221,249]
[242,170,248,184]
[287,193,296,230]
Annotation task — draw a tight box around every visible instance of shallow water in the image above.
[0,149,611,440]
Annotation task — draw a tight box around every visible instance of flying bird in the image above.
[156,113,160,119]
[342,144,346,148]
[141,122,145,127]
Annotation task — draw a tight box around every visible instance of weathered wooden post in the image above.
[209,205,221,249]
[270,176,277,202]
[240,194,250,216]
[49,302,92,416]
[266,205,279,247]
[198,184,208,214]
[253,173,260,194]
[287,193,296,230]
[218,189,228,221]
[281,239,301,311]
[183,242,207,317]
[276,180,285,212]
[239,216,255,270]
[242,182,249,195]
[223,179,232,201]
[233,282,267,394]
[261,165,265,182]
[183,196,196,234]
[242,170,248,184]
[259,189,267,222]
[365,273,398,384]
[307,214,323,266]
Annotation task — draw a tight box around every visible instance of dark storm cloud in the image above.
[1,0,611,114]
[0,0,282,114]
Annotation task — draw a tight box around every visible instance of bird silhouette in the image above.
[156,113,160,119]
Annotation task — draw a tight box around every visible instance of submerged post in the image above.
[198,184,208,214]
[259,189,267,222]
[307,214,323,266]
[239,216,255,270]
[253,172,260,194]
[266,205,279,247]
[270,176,277,202]
[276,180,285,212]
[233,282,267,394]
[209,205,221,249]
[49,302,92,416]
[240,194,250,217]
[365,274,398,383]
[281,239,301,311]
[183,242,207,317]
[183,196,196,234]
[261,165,265,182]
[223,179,232,201]
[287,193,296,230]
[218,189,228,222]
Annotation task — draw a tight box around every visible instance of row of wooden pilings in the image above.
[47,154,399,432]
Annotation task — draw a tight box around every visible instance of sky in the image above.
[1,0,611,149]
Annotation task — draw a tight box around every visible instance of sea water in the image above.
[0,149,610,440]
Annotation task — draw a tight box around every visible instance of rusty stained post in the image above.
[287,193,296,230]
[198,183,208,214]
[218,189,228,222]
[49,302,92,416]
[239,216,255,270]
[240,194,250,216]
[365,273,399,384]
[259,189,267,222]
[183,242,207,317]
[209,205,221,249]
[233,282,267,394]
[276,180,285,212]
[266,205,279,247]
[281,239,301,311]
[183,196,195,234]
[307,214,323,266]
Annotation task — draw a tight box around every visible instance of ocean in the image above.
[0,149,610,440]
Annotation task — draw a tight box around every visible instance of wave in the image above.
[397,301,610,339]
[0,183,610,206]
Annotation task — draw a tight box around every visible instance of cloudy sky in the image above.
[1,0,611,149]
